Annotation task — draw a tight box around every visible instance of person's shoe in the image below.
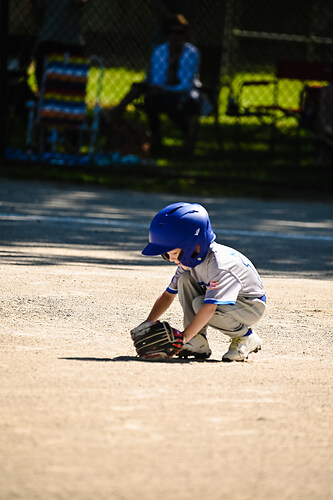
[222,329,262,362]
[177,333,212,359]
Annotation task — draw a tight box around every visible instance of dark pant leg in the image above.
[144,91,167,146]
[145,90,200,152]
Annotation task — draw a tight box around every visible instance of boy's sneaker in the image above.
[177,333,212,360]
[222,329,262,362]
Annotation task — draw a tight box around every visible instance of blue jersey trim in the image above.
[166,287,178,294]
[204,299,236,305]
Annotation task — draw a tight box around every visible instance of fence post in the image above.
[0,0,9,161]
[220,0,235,83]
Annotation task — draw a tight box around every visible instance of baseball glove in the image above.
[130,321,184,360]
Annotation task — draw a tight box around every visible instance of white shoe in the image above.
[178,333,212,359]
[222,329,262,362]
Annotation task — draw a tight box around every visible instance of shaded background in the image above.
[1,0,333,174]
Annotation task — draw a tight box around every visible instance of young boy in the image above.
[133,202,266,362]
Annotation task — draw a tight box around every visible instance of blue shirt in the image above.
[149,42,200,93]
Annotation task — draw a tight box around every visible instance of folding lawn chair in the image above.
[226,60,333,163]
[26,52,104,157]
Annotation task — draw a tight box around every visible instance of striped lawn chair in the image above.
[28,52,103,156]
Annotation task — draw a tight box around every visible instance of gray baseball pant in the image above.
[177,271,266,338]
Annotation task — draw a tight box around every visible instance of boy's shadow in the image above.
[59,356,221,363]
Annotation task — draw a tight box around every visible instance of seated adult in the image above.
[108,14,201,155]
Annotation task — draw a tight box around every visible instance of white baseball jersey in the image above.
[166,242,265,305]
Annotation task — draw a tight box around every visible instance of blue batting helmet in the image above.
[142,202,216,268]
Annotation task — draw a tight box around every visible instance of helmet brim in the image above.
[142,241,173,256]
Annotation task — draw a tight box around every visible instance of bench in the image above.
[227,60,333,164]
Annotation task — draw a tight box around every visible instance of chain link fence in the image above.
[1,0,332,167]
[227,0,333,168]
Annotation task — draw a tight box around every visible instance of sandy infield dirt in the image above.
[0,178,332,500]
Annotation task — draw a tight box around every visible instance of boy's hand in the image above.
[130,321,183,360]
[130,320,156,336]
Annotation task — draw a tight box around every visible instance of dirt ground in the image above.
[0,178,332,500]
